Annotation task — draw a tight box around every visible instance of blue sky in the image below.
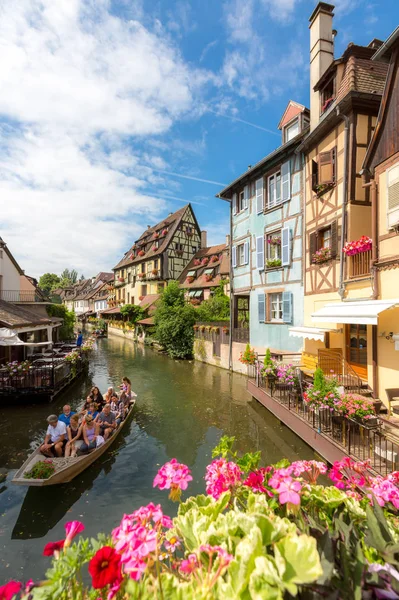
[0,0,398,278]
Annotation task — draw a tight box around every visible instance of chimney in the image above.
[225,234,230,247]
[309,2,335,130]
[201,230,207,248]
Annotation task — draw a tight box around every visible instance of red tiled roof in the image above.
[99,306,121,314]
[139,295,160,313]
[179,245,229,289]
[137,317,155,326]
[0,299,52,328]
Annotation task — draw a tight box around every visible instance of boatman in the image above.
[76,330,83,348]
[39,415,67,457]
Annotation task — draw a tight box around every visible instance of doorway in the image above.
[345,324,368,380]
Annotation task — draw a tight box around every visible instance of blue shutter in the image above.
[281,160,291,202]
[281,227,291,266]
[243,185,249,209]
[256,178,264,213]
[244,241,249,265]
[258,294,265,322]
[282,292,293,323]
[232,246,237,268]
[232,193,237,215]
[256,236,264,270]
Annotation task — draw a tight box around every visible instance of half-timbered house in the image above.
[218,101,308,353]
[113,204,202,305]
[179,239,229,304]
[299,2,389,395]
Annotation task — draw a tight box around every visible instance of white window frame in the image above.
[284,118,299,143]
[237,244,245,266]
[270,293,283,322]
[387,162,399,229]
[267,171,281,208]
[267,231,282,262]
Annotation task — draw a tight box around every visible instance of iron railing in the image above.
[348,250,372,278]
[194,322,230,351]
[232,328,250,343]
[250,362,397,476]
[0,290,46,302]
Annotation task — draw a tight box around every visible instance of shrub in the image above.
[239,343,256,365]
[154,281,196,359]
[46,304,75,340]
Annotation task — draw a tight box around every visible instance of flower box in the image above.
[138,250,145,257]
[314,183,334,197]
[343,236,372,256]
[190,298,200,305]
[139,273,146,279]
[266,259,282,269]
[312,247,332,264]
[118,277,125,282]
[201,257,209,266]
[162,229,168,236]
[186,276,195,283]
[194,259,201,266]
[210,255,219,263]
[205,274,213,282]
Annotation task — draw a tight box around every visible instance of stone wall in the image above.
[193,338,248,374]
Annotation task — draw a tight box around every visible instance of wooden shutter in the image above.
[309,231,317,263]
[388,165,399,228]
[258,294,265,322]
[319,150,335,184]
[256,236,264,270]
[232,193,237,215]
[312,160,318,191]
[243,185,249,210]
[330,221,338,258]
[282,291,293,323]
[281,160,291,202]
[281,227,291,266]
[232,246,237,268]
[256,178,264,214]
[244,241,249,265]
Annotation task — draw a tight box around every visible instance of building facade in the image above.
[113,204,202,306]
[218,101,308,353]
[179,239,229,303]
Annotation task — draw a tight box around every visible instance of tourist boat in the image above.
[12,398,136,487]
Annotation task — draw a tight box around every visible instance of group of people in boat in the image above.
[39,377,133,459]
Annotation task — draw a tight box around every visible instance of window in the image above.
[387,163,399,229]
[320,77,335,113]
[270,293,283,321]
[233,185,249,214]
[204,268,214,275]
[309,222,338,263]
[141,263,145,274]
[312,148,336,192]
[0,250,3,259]
[141,285,147,297]
[232,241,249,268]
[175,242,183,252]
[320,227,332,249]
[192,246,197,253]
[267,232,282,262]
[154,259,159,270]
[266,161,291,208]
[235,296,249,328]
[187,270,196,277]
[238,191,245,212]
[284,119,299,142]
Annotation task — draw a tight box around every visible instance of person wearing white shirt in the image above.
[40,415,67,457]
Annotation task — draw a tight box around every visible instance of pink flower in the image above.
[64,520,85,547]
[0,581,22,600]
[205,459,242,499]
[290,460,327,484]
[164,536,181,552]
[278,479,302,505]
[243,470,268,493]
[107,580,122,600]
[180,554,199,574]
[200,545,233,568]
[125,558,147,581]
[43,540,65,556]
[153,459,193,501]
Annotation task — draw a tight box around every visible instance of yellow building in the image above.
[113,204,202,305]
[298,2,391,400]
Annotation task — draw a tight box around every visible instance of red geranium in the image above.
[43,540,65,556]
[88,546,121,589]
[0,581,21,600]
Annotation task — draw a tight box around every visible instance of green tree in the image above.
[196,282,230,322]
[120,304,146,323]
[38,273,61,294]
[46,304,75,340]
[61,269,78,284]
[154,281,196,359]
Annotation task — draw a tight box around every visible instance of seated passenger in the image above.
[97,404,117,441]
[58,404,76,427]
[110,394,118,413]
[65,414,83,457]
[78,415,99,454]
[104,387,114,405]
[40,415,67,457]
[90,386,104,408]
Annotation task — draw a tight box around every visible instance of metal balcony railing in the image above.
[0,290,45,302]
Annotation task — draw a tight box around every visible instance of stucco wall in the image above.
[108,325,136,341]
[0,249,20,290]
[193,339,248,374]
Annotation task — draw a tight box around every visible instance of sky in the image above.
[1,0,398,278]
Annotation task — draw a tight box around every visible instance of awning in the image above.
[311,299,399,325]
[289,326,336,342]
[0,328,53,346]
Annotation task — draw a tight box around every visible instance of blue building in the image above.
[218,101,309,354]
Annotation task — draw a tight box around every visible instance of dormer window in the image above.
[284,118,299,143]
[320,77,335,114]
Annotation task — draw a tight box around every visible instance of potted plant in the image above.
[194,259,201,266]
[261,348,278,387]
[186,276,195,283]
[201,257,209,266]
[152,269,158,276]
[205,274,213,282]
[210,255,219,263]
[312,247,332,264]
[343,236,372,256]
[239,344,256,365]
[138,250,145,257]
[266,258,282,269]
[335,393,377,426]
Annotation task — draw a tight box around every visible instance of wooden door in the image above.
[345,324,368,380]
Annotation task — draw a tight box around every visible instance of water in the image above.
[0,335,314,582]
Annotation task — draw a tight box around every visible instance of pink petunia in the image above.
[64,520,85,547]
[0,581,22,600]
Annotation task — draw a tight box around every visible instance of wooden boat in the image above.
[12,398,136,487]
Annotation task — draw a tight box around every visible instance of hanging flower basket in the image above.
[138,250,145,257]
[193,325,199,331]
[312,247,332,264]
[201,257,209,266]
[199,325,206,332]
[152,269,158,276]
[162,228,168,236]
[194,259,201,266]
[205,274,213,282]
[186,276,195,283]
[210,255,219,263]
[152,245,157,252]
[222,326,229,334]
[343,236,372,256]
[154,232,159,239]
[211,326,220,334]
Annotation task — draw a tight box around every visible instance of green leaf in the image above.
[178,492,230,517]
[237,451,261,472]
[275,534,323,592]
[365,502,393,552]
[248,556,285,600]
[317,530,335,584]
[212,435,236,458]
[223,525,264,598]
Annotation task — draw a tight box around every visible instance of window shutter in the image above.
[232,246,237,268]
[256,178,264,214]
[309,232,317,263]
[281,160,291,202]
[282,292,293,323]
[388,165,399,228]
[244,241,249,265]
[258,294,265,322]
[232,193,237,215]
[319,150,334,184]
[256,236,264,270]
[281,227,291,266]
[312,160,318,191]
[330,221,338,258]
[243,185,249,209]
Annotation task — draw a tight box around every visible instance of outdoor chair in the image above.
[385,389,399,416]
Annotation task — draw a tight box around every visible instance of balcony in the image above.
[0,290,46,303]
[348,250,372,279]
[114,278,125,287]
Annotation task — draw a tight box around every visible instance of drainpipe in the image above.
[228,198,233,371]
[337,108,350,299]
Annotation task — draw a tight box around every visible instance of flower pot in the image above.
[373,400,382,415]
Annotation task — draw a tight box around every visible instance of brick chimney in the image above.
[309,2,335,130]
[200,230,207,248]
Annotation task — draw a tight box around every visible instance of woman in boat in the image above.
[120,377,132,400]
[90,386,104,408]
[65,414,83,457]
[103,387,114,405]
[78,415,99,454]
[86,402,99,421]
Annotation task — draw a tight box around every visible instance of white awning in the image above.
[311,299,399,325]
[289,326,336,342]
[0,328,53,347]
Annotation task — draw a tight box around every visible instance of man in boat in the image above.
[97,404,117,441]
[39,415,67,457]
[58,405,76,427]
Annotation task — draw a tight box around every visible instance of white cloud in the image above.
[0,0,210,277]
[260,0,299,22]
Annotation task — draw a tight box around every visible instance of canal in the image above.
[0,335,314,582]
